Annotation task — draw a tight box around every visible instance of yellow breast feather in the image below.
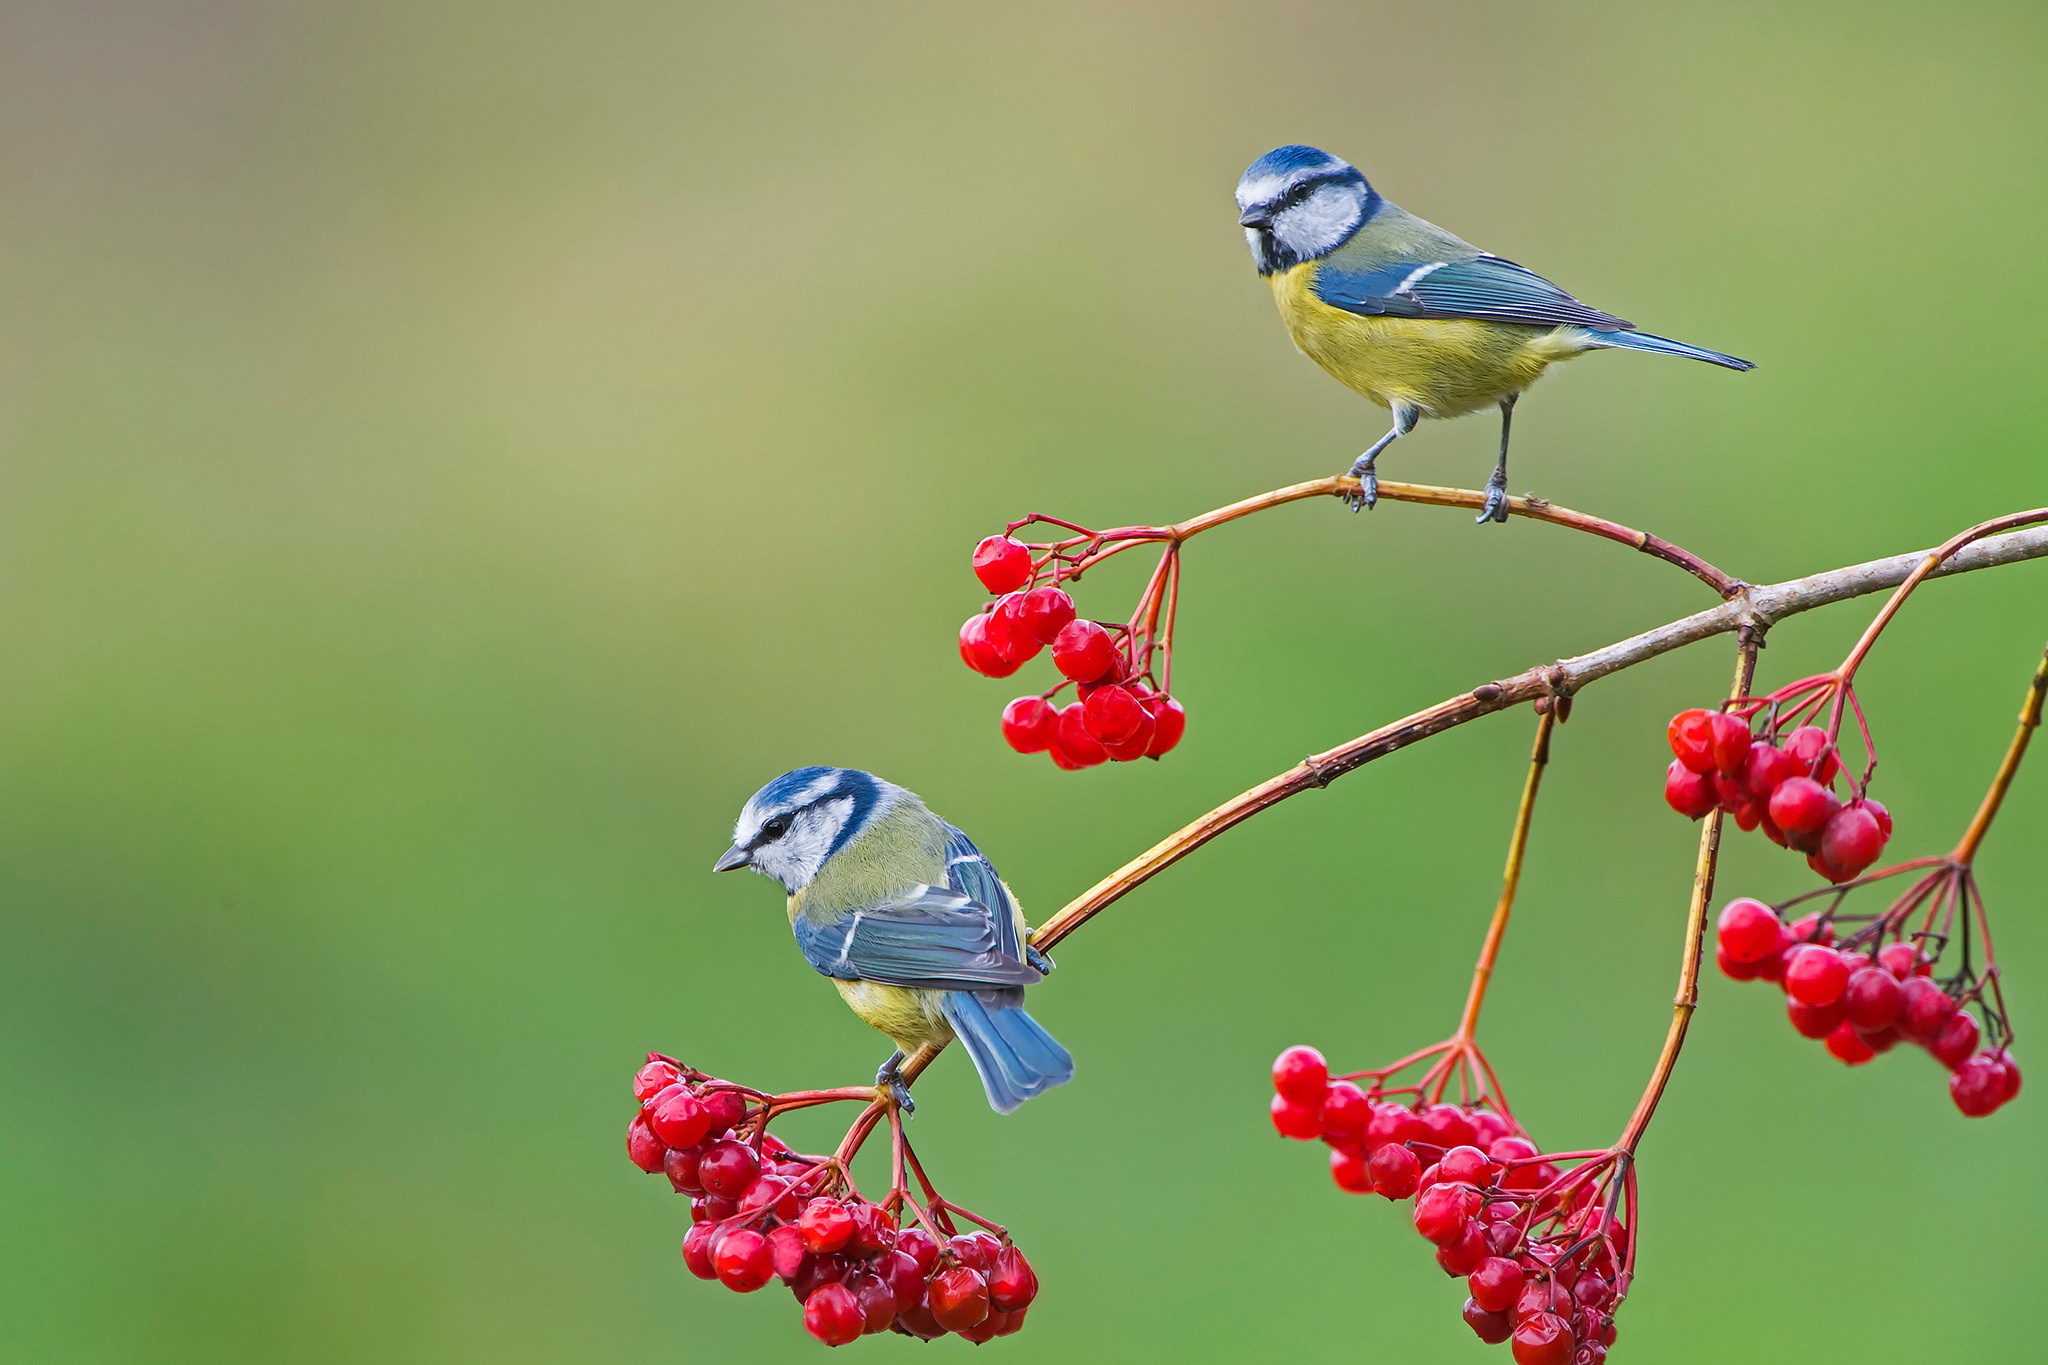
[1270,263,1588,420]
[834,980,954,1052]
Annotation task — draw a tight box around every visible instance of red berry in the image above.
[1992,1048,2023,1103]
[847,1202,898,1256]
[1421,1104,1478,1151]
[1825,1021,1876,1065]
[1819,804,1885,878]
[713,1228,774,1293]
[1414,1184,1480,1245]
[1897,978,1956,1041]
[1051,619,1117,682]
[1016,585,1076,644]
[804,1281,865,1346]
[1716,898,1783,964]
[1102,705,1156,761]
[682,1221,723,1280]
[696,1140,760,1198]
[767,1224,809,1283]
[1465,1298,1514,1344]
[1667,709,1716,773]
[947,1231,1001,1272]
[1141,693,1187,757]
[1951,1052,2012,1116]
[1470,1256,1526,1313]
[1664,760,1718,819]
[1488,1135,1538,1164]
[1769,777,1840,834]
[1081,684,1145,743]
[626,1115,668,1173]
[1364,1101,1417,1150]
[650,1089,712,1149]
[1841,967,1904,1031]
[1877,941,1922,978]
[1781,725,1842,783]
[1468,1110,1510,1148]
[1272,1045,1329,1105]
[927,1266,991,1332]
[1319,1080,1372,1141]
[844,1268,897,1335]
[1436,1219,1488,1276]
[1930,1010,1981,1070]
[1000,696,1059,754]
[1438,1145,1496,1186]
[972,536,1032,594]
[1270,1093,1322,1141]
[1367,1143,1421,1200]
[877,1248,926,1309]
[893,1300,948,1341]
[986,593,1042,665]
[1512,1311,1575,1365]
[663,1145,704,1194]
[739,1173,800,1222]
[1742,741,1798,796]
[800,1197,857,1253]
[1052,702,1108,768]
[633,1059,682,1101]
[1787,996,1846,1039]
[700,1089,747,1137]
[690,1194,736,1223]
[958,613,1020,678]
[1784,944,1849,1006]
[1706,712,1752,777]
[989,1245,1038,1312]
[896,1229,942,1277]
[1860,797,1893,840]
[1330,1146,1375,1193]
[1717,944,1764,981]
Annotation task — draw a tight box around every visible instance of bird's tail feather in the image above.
[939,990,1074,1114]
[1582,328,1754,371]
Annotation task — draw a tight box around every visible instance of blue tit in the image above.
[714,766,1073,1115]
[1235,145,1753,524]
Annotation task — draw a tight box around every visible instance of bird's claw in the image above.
[1477,479,1509,525]
[1025,945,1055,975]
[1343,460,1378,513]
[875,1058,915,1116]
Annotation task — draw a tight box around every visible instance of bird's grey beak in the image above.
[1238,207,1273,229]
[713,845,751,873]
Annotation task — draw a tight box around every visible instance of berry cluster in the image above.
[1715,893,2021,1115]
[627,1057,1038,1345]
[1271,1047,1630,1363]
[961,531,1187,768]
[1663,705,1890,883]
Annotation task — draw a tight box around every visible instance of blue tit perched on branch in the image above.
[1235,145,1753,524]
[715,767,1072,1115]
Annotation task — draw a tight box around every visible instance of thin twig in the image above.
[1617,633,1762,1153]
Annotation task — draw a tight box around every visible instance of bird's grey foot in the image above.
[1477,474,1510,525]
[1343,456,1378,512]
[1025,945,1055,975]
[875,1052,914,1115]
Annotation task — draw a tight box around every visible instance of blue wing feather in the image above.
[793,881,1039,992]
[1313,253,1631,331]
[942,825,1023,959]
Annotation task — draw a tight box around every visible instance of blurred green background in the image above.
[3,2,2045,1360]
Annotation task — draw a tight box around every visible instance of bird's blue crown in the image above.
[741,766,886,863]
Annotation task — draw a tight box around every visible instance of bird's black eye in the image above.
[760,813,793,842]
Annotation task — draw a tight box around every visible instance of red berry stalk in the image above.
[626,1055,1039,1344]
